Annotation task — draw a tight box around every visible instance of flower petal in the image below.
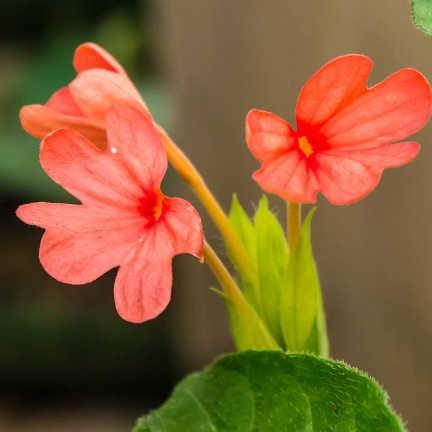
[328,141,420,169]
[106,104,167,190]
[69,69,147,124]
[46,87,83,116]
[38,228,141,285]
[314,142,419,205]
[39,129,151,210]
[20,104,106,145]
[162,197,203,260]
[16,203,146,284]
[246,109,296,163]
[321,69,432,149]
[114,228,173,323]
[314,153,380,205]
[252,150,319,203]
[16,202,145,232]
[114,197,203,323]
[296,54,372,131]
[73,42,126,74]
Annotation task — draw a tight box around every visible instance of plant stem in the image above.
[203,240,279,350]
[158,127,253,280]
[287,201,301,249]
[202,240,245,304]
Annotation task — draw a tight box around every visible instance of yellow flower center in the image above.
[298,136,313,157]
[152,190,165,221]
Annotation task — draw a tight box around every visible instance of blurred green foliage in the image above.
[0,0,176,406]
[0,1,171,200]
[412,0,432,36]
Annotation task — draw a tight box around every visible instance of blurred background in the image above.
[1,0,431,430]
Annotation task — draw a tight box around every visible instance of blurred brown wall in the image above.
[154,1,432,430]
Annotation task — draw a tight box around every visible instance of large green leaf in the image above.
[133,351,404,432]
[412,0,432,35]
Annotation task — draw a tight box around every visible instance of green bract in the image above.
[281,208,329,356]
[227,195,327,355]
[412,0,432,35]
[133,351,404,432]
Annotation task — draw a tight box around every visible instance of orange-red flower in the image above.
[20,42,146,147]
[17,105,203,323]
[246,55,432,205]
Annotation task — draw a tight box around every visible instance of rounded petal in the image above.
[330,141,420,169]
[106,104,167,190]
[314,142,420,205]
[20,104,106,145]
[38,225,142,285]
[114,197,203,323]
[246,109,296,163]
[114,228,173,323]
[39,129,151,210]
[314,152,381,205]
[17,202,145,231]
[73,42,126,74]
[252,150,319,203]
[296,54,372,131]
[322,69,432,149]
[69,69,147,125]
[46,87,83,116]
[17,203,147,285]
[162,197,203,260]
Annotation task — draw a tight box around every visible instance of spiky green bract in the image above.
[412,0,432,35]
[227,195,327,355]
[281,208,329,356]
[133,351,405,432]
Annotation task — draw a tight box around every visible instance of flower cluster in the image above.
[17,43,431,331]
[17,44,203,323]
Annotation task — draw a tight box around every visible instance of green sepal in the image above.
[133,351,404,432]
[228,195,290,348]
[228,194,260,309]
[412,0,432,35]
[225,296,280,352]
[253,196,289,345]
[281,208,328,355]
[227,195,327,355]
[227,195,280,351]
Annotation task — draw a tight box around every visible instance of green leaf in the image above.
[281,208,328,355]
[133,351,404,432]
[254,196,289,345]
[228,194,260,309]
[412,0,432,35]
[228,195,290,349]
[227,196,327,354]
[229,194,256,261]
[227,195,280,351]
[225,297,280,352]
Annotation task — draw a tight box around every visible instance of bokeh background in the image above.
[1,0,431,430]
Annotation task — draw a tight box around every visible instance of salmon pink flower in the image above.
[20,42,146,147]
[246,54,432,205]
[16,104,203,323]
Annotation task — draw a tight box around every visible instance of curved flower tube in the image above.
[17,104,203,323]
[20,42,146,148]
[246,54,432,205]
